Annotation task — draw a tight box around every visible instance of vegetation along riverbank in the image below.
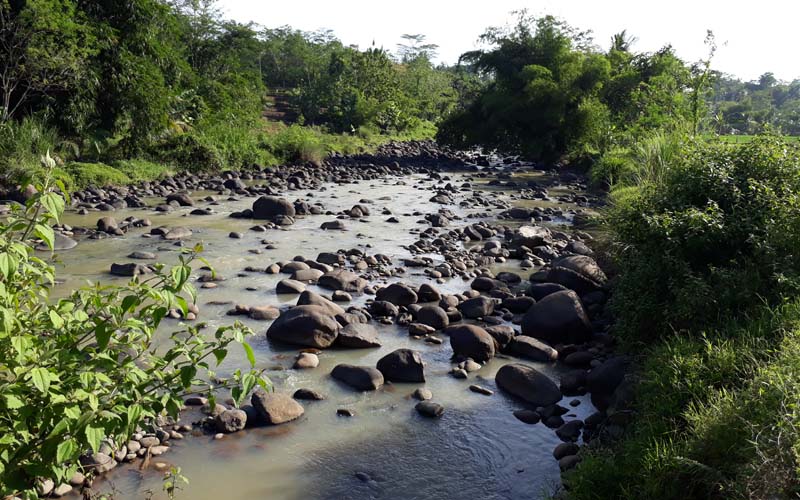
[2,1,800,499]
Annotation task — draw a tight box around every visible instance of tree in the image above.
[0,0,96,122]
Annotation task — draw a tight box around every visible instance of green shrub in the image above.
[150,133,224,172]
[264,125,326,164]
[111,159,172,182]
[65,162,131,188]
[608,136,800,338]
[193,120,271,168]
[589,147,636,187]
[0,158,267,498]
[564,301,800,499]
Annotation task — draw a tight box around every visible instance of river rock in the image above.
[250,305,280,320]
[495,363,561,407]
[337,323,381,348]
[37,232,78,251]
[376,348,425,383]
[97,216,119,234]
[546,255,607,295]
[296,290,346,316]
[266,305,340,348]
[318,269,367,293]
[417,283,442,302]
[485,325,516,350]
[447,324,496,362]
[331,364,384,391]
[252,196,296,219]
[166,192,194,206]
[215,409,247,433]
[162,226,193,240]
[527,282,568,300]
[508,336,559,362]
[293,388,326,400]
[251,390,304,424]
[293,352,320,369]
[376,283,418,306]
[276,279,306,294]
[416,305,449,330]
[457,296,495,319]
[520,290,591,344]
[110,262,151,276]
[415,401,444,418]
[79,452,117,474]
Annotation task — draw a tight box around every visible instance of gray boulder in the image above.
[251,390,304,424]
[266,305,339,348]
[252,196,296,219]
[331,364,384,391]
[446,324,496,362]
[337,323,381,348]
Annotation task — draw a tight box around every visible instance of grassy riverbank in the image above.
[0,117,436,193]
[564,135,800,499]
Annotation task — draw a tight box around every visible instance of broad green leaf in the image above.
[4,394,24,409]
[49,310,64,329]
[56,439,78,464]
[30,367,51,393]
[34,224,54,250]
[84,425,104,453]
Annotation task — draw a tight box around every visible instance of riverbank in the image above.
[0,120,437,198]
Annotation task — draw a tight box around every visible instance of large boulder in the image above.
[331,364,384,391]
[376,283,418,306]
[495,363,561,406]
[376,349,425,383]
[337,323,381,348]
[318,269,367,293]
[416,305,449,330]
[520,290,591,344]
[250,390,304,425]
[252,196,296,219]
[446,324,496,363]
[546,255,607,295]
[266,305,339,348]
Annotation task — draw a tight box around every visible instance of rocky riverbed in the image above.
[24,142,631,500]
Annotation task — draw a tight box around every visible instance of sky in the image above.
[220,0,798,82]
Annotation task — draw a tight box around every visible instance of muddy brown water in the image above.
[51,170,596,499]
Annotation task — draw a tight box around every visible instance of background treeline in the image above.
[711,72,800,135]
[0,0,468,191]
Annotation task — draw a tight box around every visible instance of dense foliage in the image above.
[436,13,702,163]
[0,0,459,191]
[607,135,800,336]
[0,157,266,497]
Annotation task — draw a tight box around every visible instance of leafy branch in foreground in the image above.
[0,152,268,498]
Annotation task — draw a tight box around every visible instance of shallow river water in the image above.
[52,169,594,500]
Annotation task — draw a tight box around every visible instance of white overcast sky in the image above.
[220,0,798,82]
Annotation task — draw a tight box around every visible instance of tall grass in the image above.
[565,300,800,499]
